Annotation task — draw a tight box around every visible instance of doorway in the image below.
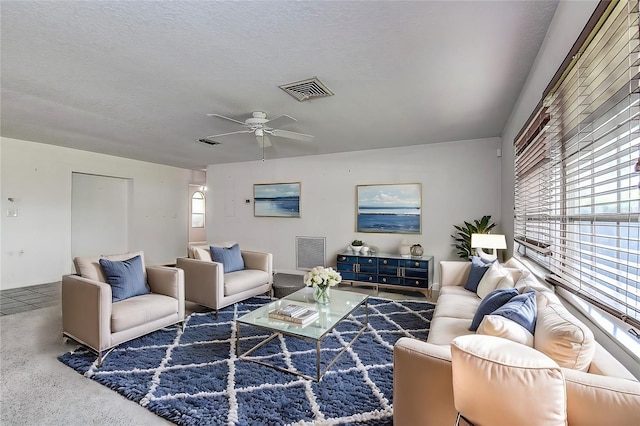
[71,172,130,259]
[188,184,206,244]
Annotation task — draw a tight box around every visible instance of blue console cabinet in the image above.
[336,251,434,298]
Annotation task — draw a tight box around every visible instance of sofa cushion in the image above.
[210,243,245,273]
[463,257,493,293]
[427,316,475,345]
[111,293,178,332]
[99,255,150,302]
[433,292,481,320]
[534,303,595,371]
[451,335,567,426]
[224,269,270,296]
[563,368,640,425]
[490,290,537,334]
[477,314,534,347]
[74,251,146,283]
[469,288,519,331]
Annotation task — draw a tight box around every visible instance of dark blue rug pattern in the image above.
[59,296,434,425]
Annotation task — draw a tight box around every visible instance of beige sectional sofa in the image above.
[393,258,640,425]
[176,243,272,313]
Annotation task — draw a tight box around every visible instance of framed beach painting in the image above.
[254,182,301,218]
[356,183,421,233]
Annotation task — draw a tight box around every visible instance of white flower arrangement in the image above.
[304,266,342,289]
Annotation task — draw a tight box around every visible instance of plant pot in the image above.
[350,245,362,253]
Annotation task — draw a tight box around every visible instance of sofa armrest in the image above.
[439,261,470,287]
[241,250,273,278]
[147,266,185,320]
[393,337,456,426]
[176,257,224,308]
[563,367,640,425]
[62,274,112,352]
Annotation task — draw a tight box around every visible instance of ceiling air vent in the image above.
[197,138,221,146]
[279,77,334,102]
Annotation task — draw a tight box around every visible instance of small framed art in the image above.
[254,182,301,218]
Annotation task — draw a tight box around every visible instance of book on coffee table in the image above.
[269,305,318,325]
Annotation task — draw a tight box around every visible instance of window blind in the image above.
[514,0,640,327]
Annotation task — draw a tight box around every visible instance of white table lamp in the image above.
[471,234,507,262]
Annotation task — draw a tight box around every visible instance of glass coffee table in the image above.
[235,287,369,381]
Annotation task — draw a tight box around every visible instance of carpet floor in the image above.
[59,295,435,425]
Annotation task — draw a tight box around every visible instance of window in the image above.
[191,191,205,228]
[514,0,640,328]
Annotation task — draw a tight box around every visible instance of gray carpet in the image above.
[0,305,169,425]
[0,275,432,425]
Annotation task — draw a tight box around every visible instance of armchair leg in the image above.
[97,347,115,368]
[455,413,475,426]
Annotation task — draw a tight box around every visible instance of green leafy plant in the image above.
[351,239,364,246]
[451,215,496,260]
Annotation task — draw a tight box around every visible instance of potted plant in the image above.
[451,215,496,260]
[350,239,364,253]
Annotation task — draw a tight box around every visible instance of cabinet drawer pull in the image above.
[383,260,387,264]
[415,262,420,266]
[369,277,373,281]
[368,259,373,263]
[414,280,419,285]
[340,256,346,261]
[382,278,387,283]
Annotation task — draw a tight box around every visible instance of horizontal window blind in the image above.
[514,0,640,327]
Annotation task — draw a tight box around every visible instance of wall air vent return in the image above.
[279,77,334,102]
[296,236,326,270]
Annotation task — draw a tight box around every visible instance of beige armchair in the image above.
[177,244,272,314]
[62,251,185,366]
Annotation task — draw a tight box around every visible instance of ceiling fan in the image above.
[202,111,314,148]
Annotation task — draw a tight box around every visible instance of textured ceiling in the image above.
[1,1,559,169]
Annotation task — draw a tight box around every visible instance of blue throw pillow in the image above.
[464,256,495,293]
[99,255,149,302]
[469,287,519,331]
[210,244,245,273]
[491,290,538,334]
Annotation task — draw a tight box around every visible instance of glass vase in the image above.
[314,285,330,304]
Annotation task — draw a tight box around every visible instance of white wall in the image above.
[1,137,194,289]
[207,138,502,286]
[500,0,599,256]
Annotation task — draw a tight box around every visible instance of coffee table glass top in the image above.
[236,287,368,340]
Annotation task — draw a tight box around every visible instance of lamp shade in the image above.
[471,234,507,250]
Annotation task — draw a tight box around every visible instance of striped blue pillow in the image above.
[99,255,149,302]
[210,244,245,273]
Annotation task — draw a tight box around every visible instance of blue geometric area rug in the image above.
[59,296,434,425]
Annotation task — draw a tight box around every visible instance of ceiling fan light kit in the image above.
[201,110,314,150]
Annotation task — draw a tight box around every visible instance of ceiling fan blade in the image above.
[257,133,272,148]
[264,114,296,129]
[270,129,314,142]
[205,130,252,138]
[206,113,247,126]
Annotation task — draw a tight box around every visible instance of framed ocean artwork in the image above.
[254,182,301,218]
[356,183,422,234]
